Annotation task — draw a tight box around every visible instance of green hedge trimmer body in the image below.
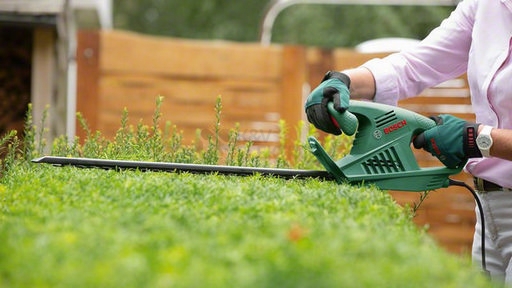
[308,100,461,191]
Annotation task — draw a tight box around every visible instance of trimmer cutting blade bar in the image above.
[32,156,335,181]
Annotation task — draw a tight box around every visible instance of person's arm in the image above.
[340,67,376,101]
[485,127,512,161]
[341,0,475,105]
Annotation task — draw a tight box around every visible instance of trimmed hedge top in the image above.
[0,164,492,287]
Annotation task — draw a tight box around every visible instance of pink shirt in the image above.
[362,0,512,188]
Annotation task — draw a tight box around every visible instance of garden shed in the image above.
[0,0,111,141]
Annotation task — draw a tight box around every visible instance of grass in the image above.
[0,96,495,287]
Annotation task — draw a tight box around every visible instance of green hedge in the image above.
[0,163,492,287]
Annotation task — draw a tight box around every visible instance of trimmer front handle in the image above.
[328,103,358,136]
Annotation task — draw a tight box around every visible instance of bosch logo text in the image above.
[383,120,407,134]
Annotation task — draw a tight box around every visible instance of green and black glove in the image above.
[304,71,351,135]
[413,114,482,169]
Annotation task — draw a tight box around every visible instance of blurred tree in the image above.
[272,4,453,47]
[113,0,267,41]
[113,0,453,48]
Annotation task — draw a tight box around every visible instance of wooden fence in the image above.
[77,30,305,154]
[77,30,476,254]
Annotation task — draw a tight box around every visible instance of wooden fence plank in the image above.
[280,45,307,158]
[76,30,100,139]
[99,30,283,80]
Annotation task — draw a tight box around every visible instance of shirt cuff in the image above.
[361,58,399,106]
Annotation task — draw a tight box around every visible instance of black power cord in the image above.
[449,179,489,276]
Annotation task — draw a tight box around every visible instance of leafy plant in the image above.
[12,96,348,172]
[0,162,493,288]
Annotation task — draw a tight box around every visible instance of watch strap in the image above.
[464,123,482,158]
[477,125,493,157]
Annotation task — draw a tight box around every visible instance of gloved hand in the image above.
[413,114,482,169]
[305,71,351,135]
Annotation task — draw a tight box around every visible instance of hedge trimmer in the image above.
[32,100,488,273]
[34,100,461,192]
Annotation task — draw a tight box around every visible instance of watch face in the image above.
[477,136,492,149]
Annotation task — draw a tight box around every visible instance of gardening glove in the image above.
[305,71,351,135]
[413,114,482,169]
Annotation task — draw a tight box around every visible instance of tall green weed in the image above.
[0,95,352,173]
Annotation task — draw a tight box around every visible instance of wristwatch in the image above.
[476,125,493,157]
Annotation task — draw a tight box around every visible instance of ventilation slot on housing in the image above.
[362,147,405,174]
[374,111,398,129]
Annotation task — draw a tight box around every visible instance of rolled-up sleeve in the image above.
[360,0,475,106]
[362,58,400,106]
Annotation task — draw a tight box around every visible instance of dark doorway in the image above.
[0,26,33,137]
